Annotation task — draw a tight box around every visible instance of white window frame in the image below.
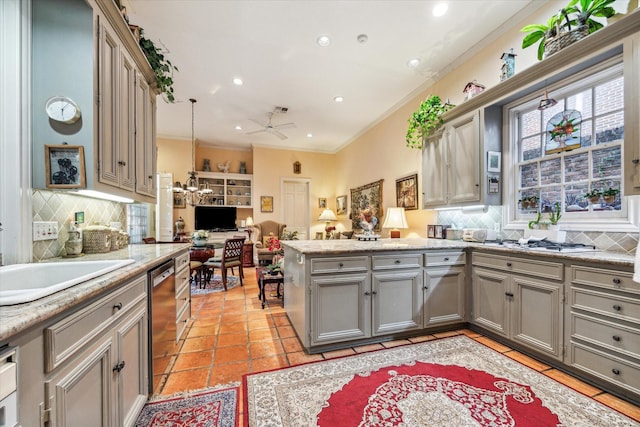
[503,56,639,233]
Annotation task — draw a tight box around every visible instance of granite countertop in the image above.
[281,238,635,267]
[0,243,190,343]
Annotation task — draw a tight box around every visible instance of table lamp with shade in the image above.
[245,216,254,242]
[382,207,408,238]
[318,208,337,238]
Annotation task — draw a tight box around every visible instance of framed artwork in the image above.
[435,225,444,239]
[173,192,186,208]
[293,161,301,174]
[545,109,582,155]
[395,173,418,210]
[319,198,327,208]
[260,196,274,213]
[350,179,383,232]
[45,144,86,188]
[315,232,324,240]
[427,225,435,238]
[336,195,347,215]
[487,151,501,173]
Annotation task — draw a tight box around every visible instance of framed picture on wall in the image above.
[173,192,186,208]
[395,173,418,210]
[336,195,347,215]
[260,196,274,212]
[319,198,327,208]
[45,144,86,189]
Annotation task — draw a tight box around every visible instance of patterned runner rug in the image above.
[135,386,238,427]
[243,335,638,426]
[190,274,240,295]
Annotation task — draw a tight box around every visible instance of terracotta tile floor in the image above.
[152,267,640,424]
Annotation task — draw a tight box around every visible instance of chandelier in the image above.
[172,98,213,206]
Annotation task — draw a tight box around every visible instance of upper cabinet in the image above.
[30,0,158,203]
[623,33,640,196]
[422,107,501,209]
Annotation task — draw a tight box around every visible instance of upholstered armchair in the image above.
[253,220,287,265]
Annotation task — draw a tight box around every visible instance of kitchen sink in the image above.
[0,259,135,306]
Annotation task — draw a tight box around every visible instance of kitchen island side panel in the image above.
[284,249,311,348]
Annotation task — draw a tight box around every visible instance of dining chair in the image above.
[203,237,245,291]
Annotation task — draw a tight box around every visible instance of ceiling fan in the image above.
[246,110,296,140]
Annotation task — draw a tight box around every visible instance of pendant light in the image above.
[185,98,199,192]
[537,90,557,110]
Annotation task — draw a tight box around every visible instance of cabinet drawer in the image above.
[176,263,190,286]
[176,279,190,317]
[425,251,465,267]
[570,341,640,395]
[571,266,637,293]
[44,275,147,372]
[176,301,190,342]
[472,252,563,280]
[310,256,369,274]
[572,288,640,324]
[372,253,421,270]
[175,251,190,272]
[571,313,640,357]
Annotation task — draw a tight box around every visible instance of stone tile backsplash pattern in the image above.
[32,190,125,262]
[438,206,638,254]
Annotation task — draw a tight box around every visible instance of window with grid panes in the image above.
[126,203,149,244]
[511,64,624,222]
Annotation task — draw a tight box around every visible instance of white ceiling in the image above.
[126,0,542,153]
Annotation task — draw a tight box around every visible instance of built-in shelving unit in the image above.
[197,172,253,208]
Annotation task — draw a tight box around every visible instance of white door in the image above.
[156,173,173,242]
[282,179,310,240]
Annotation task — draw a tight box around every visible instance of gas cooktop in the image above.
[483,239,597,253]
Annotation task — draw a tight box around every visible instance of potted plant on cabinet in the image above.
[406,95,454,149]
[520,12,564,60]
[584,188,603,203]
[138,28,178,102]
[548,202,562,229]
[565,0,616,33]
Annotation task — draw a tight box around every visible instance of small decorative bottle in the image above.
[239,161,247,174]
[175,217,185,234]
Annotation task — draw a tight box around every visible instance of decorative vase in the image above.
[239,161,247,174]
[589,196,601,204]
[603,196,615,204]
[193,238,207,247]
[203,159,211,172]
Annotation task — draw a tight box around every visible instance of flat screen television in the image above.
[194,206,237,231]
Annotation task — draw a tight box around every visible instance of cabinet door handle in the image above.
[506,262,512,267]
[118,160,126,166]
[505,292,514,297]
[113,361,126,373]
[364,291,371,296]
[444,257,449,261]
[612,278,621,285]
[423,286,429,290]
[113,303,122,311]
[338,263,344,267]
[612,304,622,311]
[372,290,377,295]
[632,158,640,164]
[612,368,621,375]
[612,335,621,342]
[394,259,401,264]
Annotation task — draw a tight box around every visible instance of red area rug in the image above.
[135,386,238,427]
[243,335,637,426]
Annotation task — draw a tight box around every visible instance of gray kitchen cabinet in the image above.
[471,252,564,360]
[42,275,148,426]
[624,33,640,195]
[566,264,640,396]
[310,272,371,346]
[135,74,157,198]
[371,254,423,336]
[423,251,466,327]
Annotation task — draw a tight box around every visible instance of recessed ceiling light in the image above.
[357,34,368,44]
[432,2,448,17]
[407,58,421,68]
[307,133,313,138]
[235,125,242,130]
[334,96,344,103]
[317,35,331,47]
[232,77,243,86]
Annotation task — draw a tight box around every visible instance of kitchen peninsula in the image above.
[282,238,638,403]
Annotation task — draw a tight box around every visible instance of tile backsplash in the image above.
[32,190,125,262]
[438,206,638,254]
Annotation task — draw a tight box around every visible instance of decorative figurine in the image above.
[500,48,517,81]
[217,160,230,173]
[463,81,485,101]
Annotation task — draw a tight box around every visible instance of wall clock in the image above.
[45,96,82,124]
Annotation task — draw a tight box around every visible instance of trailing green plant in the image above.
[602,187,619,197]
[584,188,603,199]
[549,202,562,225]
[406,95,454,149]
[138,28,178,103]
[564,0,616,33]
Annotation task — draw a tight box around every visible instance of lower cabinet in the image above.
[42,275,148,426]
[423,251,466,327]
[471,252,564,360]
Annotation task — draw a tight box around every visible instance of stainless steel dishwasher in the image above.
[148,259,175,393]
